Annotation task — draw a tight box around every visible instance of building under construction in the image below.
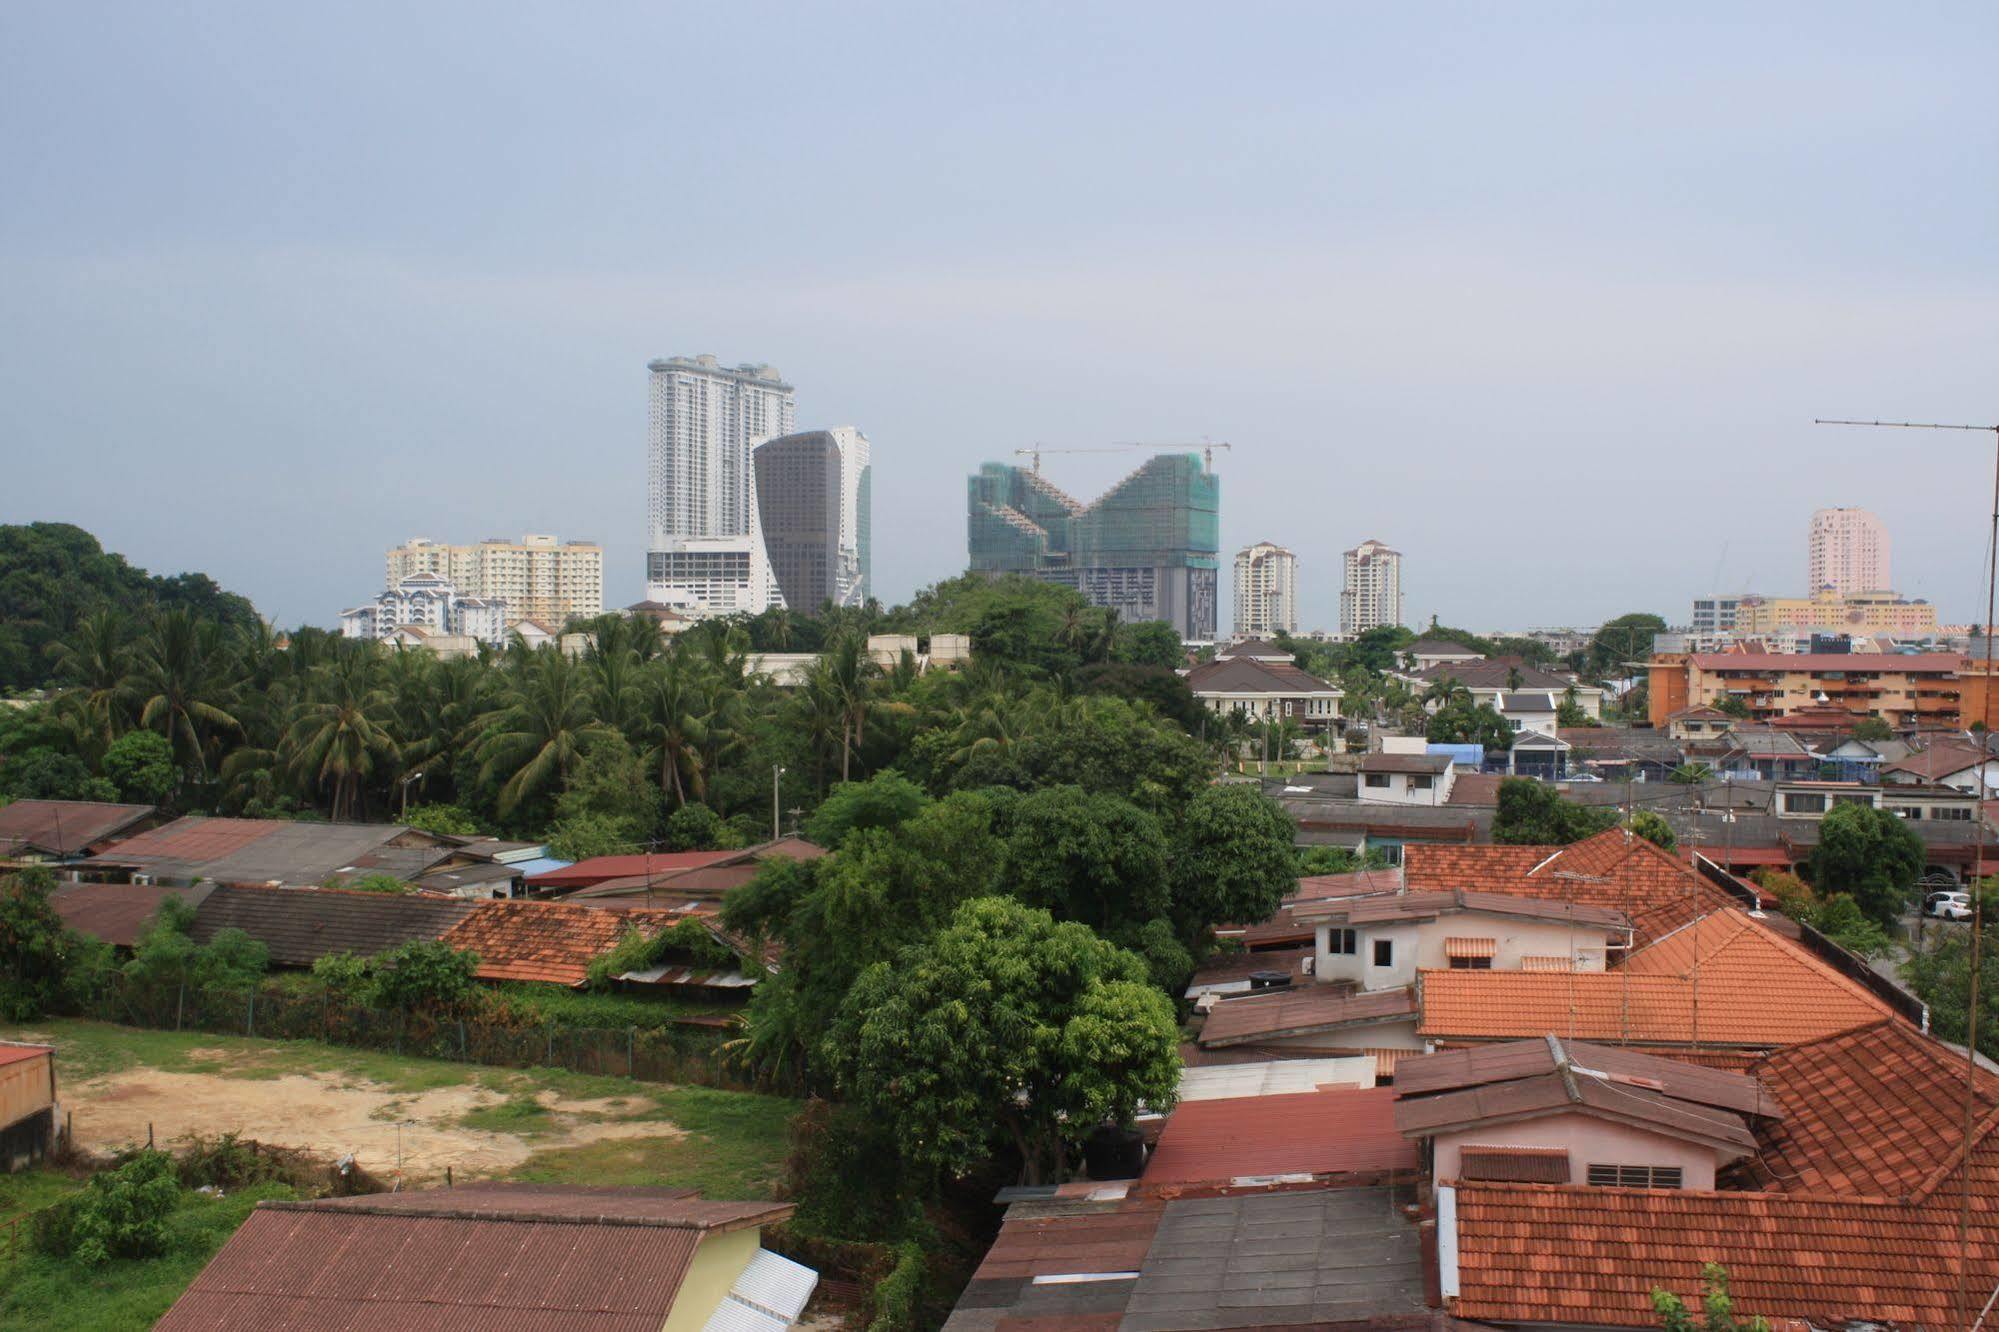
[967,453,1220,640]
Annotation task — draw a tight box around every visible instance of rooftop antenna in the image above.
[1817,415,1999,1329]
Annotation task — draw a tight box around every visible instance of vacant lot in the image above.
[5,1018,799,1198]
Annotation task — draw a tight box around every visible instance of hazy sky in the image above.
[4,3,1996,632]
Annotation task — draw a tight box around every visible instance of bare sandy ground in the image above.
[61,1062,683,1186]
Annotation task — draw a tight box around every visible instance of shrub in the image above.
[336,873,410,895]
[585,921,740,990]
[36,1149,181,1266]
[367,939,481,1013]
[403,802,483,836]
[310,950,371,999]
[664,802,725,851]
[0,868,92,1021]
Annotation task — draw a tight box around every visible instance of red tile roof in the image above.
[524,850,738,891]
[1199,985,1417,1048]
[1143,1087,1417,1185]
[157,1187,789,1332]
[440,900,721,986]
[1418,912,1891,1050]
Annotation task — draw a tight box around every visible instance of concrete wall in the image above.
[1314,915,1617,991]
[1433,1112,1718,1191]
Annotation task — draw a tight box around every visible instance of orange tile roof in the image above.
[1417,911,1890,1050]
[1403,830,1743,946]
[440,900,717,986]
[1448,1182,1995,1327]
[1740,1018,1999,1200]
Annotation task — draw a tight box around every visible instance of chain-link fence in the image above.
[65,977,787,1096]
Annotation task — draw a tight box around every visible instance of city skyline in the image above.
[4,6,1994,631]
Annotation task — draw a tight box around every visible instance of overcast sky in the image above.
[4,3,1996,633]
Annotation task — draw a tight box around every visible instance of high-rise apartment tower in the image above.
[645,355,797,616]
[1807,507,1890,595]
[1232,542,1298,639]
[1341,540,1403,635]
[753,428,872,613]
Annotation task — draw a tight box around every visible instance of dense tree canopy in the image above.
[1492,777,1617,845]
[1811,802,1925,924]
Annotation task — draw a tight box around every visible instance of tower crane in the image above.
[1114,439,1235,471]
[1013,444,1139,474]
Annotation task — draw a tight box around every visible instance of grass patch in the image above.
[0,1169,83,1226]
[515,1083,798,1198]
[0,1181,295,1331]
[458,1093,554,1134]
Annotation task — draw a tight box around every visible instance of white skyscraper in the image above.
[645,355,797,616]
[1341,539,1403,635]
[1807,507,1891,595]
[1232,541,1298,639]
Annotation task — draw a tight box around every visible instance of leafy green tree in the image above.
[1710,694,1751,720]
[401,803,483,836]
[1111,621,1185,670]
[101,729,175,805]
[1005,787,1170,934]
[663,802,725,850]
[1171,783,1297,933]
[1850,716,1894,742]
[337,873,411,895]
[547,812,642,860]
[1801,892,1892,957]
[1070,662,1205,732]
[827,896,1179,1183]
[1669,762,1716,785]
[1651,1262,1771,1332]
[1811,802,1925,925]
[1492,778,1616,845]
[366,939,481,1012]
[1349,625,1415,673]
[1296,845,1389,875]
[803,770,931,847]
[122,897,268,1000]
[1588,612,1667,677]
[1628,810,1677,851]
[0,869,95,1020]
[0,748,117,801]
[1908,926,1999,1060]
[1426,702,1514,751]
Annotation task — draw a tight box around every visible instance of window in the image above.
[1372,939,1394,968]
[1448,955,1492,970]
[1587,1164,1683,1189]
[1938,807,1973,822]
[1410,775,1434,791]
[1364,773,1391,788]
[1325,928,1357,955]
[1785,793,1826,814]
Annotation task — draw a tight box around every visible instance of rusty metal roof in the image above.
[190,885,478,966]
[156,1188,793,1332]
[0,799,155,857]
[1143,1087,1418,1186]
[49,881,213,947]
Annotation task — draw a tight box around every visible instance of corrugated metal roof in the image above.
[1143,1087,1418,1185]
[0,1043,53,1069]
[190,885,478,966]
[0,799,155,856]
[1178,1057,1375,1101]
[1199,984,1416,1048]
[50,882,213,948]
[712,1247,818,1324]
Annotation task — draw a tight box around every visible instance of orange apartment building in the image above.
[1648,651,1963,729]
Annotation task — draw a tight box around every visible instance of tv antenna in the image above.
[1816,415,1999,1329]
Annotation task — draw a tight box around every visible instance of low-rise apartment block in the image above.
[387,535,603,625]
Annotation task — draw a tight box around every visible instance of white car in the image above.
[1926,892,1973,922]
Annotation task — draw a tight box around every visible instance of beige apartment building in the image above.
[386,535,603,625]
[1732,588,1937,637]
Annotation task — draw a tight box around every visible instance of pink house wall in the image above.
[1433,1111,1718,1191]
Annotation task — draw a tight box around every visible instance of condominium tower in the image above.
[385,535,603,625]
[968,453,1220,640]
[645,355,797,616]
[1341,539,1403,635]
[1808,507,1890,595]
[1232,542,1299,639]
[753,428,872,612]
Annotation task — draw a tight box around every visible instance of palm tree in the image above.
[1505,665,1525,692]
[132,609,244,785]
[475,651,614,815]
[810,633,878,783]
[1422,675,1472,711]
[637,652,710,805]
[283,654,400,821]
[45,607,136,752]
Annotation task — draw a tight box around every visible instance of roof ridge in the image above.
[258,1198,784,1232]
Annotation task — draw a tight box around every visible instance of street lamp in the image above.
[400,771,427,821]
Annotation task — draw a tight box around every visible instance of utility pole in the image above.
[772,766,786,843]
[1816,416,1999,1330]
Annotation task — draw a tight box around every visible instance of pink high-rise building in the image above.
[1807,507,1890,595]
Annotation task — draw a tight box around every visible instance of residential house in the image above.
[1882,736,1998,793]
[440,899,764,995]
[1663,706,1736,741]
[157,1186,816,1331]
[1682,726,1816,782]
[0,1043,57,1171]
[1185,644,1343,730]
[74,817,457,889]
[0,799,157,862]
[1356,751,1456,806]
[557,838,827,905]
[1435,1019,1999,1327]
[1395,1036,1776,1192]
[1405,638,1485,671]
[1407,657,1604,721]
[1293,891,1631,991]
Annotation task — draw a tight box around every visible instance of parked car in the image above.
[1926,892,1973,921]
